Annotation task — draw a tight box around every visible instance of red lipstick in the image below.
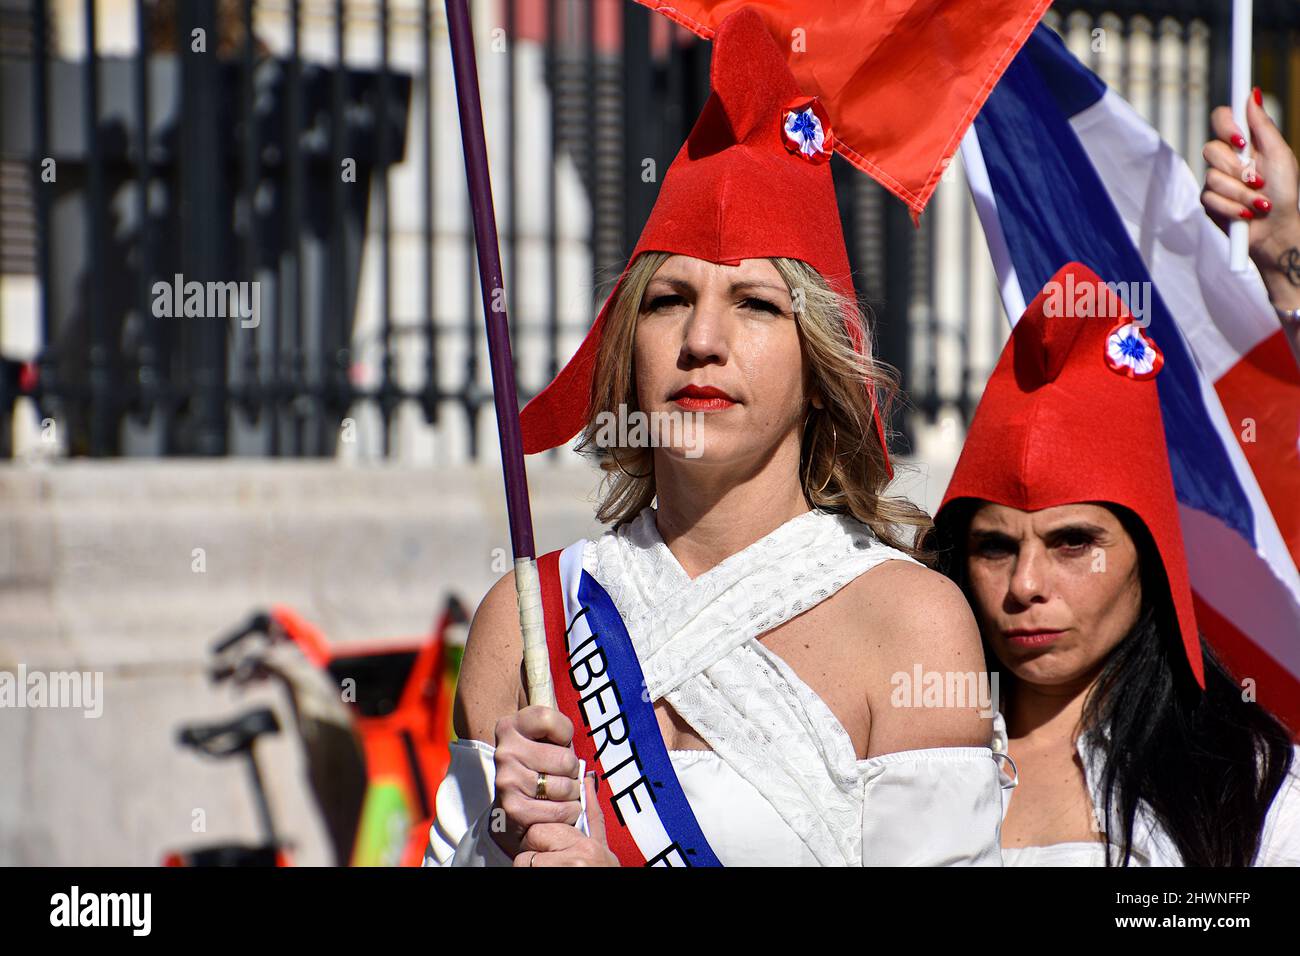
[670,384,737,411]
[1003,628,1066,648]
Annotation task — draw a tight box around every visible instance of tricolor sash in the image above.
[538,542,723,867]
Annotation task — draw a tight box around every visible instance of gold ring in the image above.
[535,771,548,800]
[529,851,537,867]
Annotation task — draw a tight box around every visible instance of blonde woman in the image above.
[424,8,1005,867]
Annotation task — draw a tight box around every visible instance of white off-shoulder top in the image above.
[991,711,1300,866]
[424,505,1007,867]
[424,735,1004,867]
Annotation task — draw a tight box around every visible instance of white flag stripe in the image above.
[960,125,1027,327]
[1066,92,1300,606]
[1180,505,1300,677]
[1070,90,1280,381]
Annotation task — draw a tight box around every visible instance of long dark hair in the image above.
[928,500,1295,866]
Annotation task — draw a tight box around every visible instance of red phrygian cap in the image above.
[936,262,1205,688]
[519,5,893,477]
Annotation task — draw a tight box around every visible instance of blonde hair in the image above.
[573,251,932,560]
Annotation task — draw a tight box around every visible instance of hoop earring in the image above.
[609,446,652,481]
[801,410,838,499]
[800,410,816,498]
[815,419,838,495]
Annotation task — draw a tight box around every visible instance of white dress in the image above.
[992,711,1300,866]
[424,505,1008,867]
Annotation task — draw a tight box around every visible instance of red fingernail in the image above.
[1240,208,1255,220]
[1231,133,1247,149]
[1254,198,1271,212]
[1248,174,1266,188]
[1253,86,1263,106]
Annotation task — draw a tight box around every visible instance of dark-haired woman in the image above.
[928,261,1300,866]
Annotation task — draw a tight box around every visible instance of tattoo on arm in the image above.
[1279,247,1300,287]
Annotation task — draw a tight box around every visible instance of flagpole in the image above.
[1230,0,1252,273]
[444,0,555,709]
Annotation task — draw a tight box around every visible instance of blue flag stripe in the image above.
[973,25,1256,547]
[575,569,723,866]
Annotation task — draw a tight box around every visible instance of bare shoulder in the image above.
[451,570,526,746]
[842,559,982,660]
[840,559,991,753]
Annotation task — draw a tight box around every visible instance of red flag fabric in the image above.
[637,0,1052,223]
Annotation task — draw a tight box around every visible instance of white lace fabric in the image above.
[582,504,1001,866]
[423,503,1004,867]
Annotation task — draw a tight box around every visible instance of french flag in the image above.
[961,25,1300,732]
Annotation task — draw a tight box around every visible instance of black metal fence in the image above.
[2,1,414,456]
[0,1,1297,459]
